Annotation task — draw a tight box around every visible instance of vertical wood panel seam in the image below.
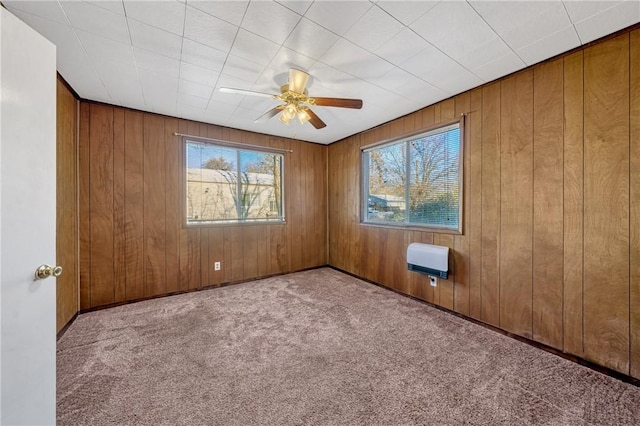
[531,69,536,338]
[163,118,167,288]
[627,32,633,374]
[562,58,566,350]
[479,91,484,317]
[480,94,483,317]
[531,72,535,338]
[498,81,502,327]
[123,112,127,300]
[88,105,92,308]
[112,107,116,303]
[581,51,585,355]
[562,57,568,353]
[75,99,80,312]
[467,106,471,307]
[164,118,168,288]
[325,146,329,262]
[480,91,484,319]
[143,115,146,295]
[142,115,146,296]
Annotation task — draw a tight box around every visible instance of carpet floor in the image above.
[58,268,640,425]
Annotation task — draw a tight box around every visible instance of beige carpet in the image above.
[58,268,640,425]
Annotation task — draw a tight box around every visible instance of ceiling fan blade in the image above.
[219,87,276,99]
[312,97,363,109]
[255,106,284,123]
[288,68,310,94]
[305,108,326,129]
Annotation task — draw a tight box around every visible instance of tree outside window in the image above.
[185,140,284,225]
[363,121,461,231]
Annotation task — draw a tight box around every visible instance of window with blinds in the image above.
[185,139,284,225]
[362,120,462,231]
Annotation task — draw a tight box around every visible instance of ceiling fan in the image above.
[219,68,363,129]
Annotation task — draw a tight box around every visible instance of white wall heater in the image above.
[407,243,449,279]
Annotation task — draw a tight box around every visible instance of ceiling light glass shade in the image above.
[298,108,310,125]
[283,104,297,120]
[279,113,292,125]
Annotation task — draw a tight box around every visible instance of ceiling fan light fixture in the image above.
[283,103,297,120]
[298,108,311,125]
[279,113,291,125]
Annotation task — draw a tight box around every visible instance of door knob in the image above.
[34,264,63,280]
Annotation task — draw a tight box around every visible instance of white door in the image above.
[1,8,57,425]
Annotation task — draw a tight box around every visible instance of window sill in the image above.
[360,221,462,235]
[185,220,287,228]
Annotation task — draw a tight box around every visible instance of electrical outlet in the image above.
[429,276,437,287]
[214,262,221,271]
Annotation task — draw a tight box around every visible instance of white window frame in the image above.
[361,117,464,233]
[183,137,286,226]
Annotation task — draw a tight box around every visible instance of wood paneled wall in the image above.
[328,30,640,378]
[56,77,79,333]
[78,103,327,310]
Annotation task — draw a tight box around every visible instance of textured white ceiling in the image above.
[5,0,640,144]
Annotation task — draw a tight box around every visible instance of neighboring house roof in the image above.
[187,168,275,185]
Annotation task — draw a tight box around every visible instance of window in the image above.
[185,139,284,225]
[362,120,462,231]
